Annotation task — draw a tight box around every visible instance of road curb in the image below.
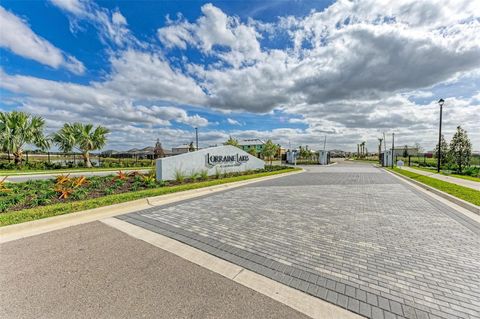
[385,168,480,216]
[0,169,303,243]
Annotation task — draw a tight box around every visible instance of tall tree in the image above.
[359,141,366,157]
[433,134,449,166]
[449,126,472,173]
[224,136,239,147]
[298,145,310,159]
[261,139,279,165]
[403,145,408,158]
[53,123,109,168]
[0,111,50,165]
[378,138,383,161]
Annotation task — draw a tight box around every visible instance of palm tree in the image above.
[224,136,239,147]
[0,111,50,165]
[261,139,279,165]
[53,123,109,168]
[361,141,366,158]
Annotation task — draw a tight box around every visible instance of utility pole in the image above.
[378,138,383,163]
[195,127,199,151]
[383,132,387,152]
[323,136,327,151]
[391,132,395,169]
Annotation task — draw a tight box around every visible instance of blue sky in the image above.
[1,0,479,151]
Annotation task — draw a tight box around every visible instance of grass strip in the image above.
[0,166,154,176]
[405,166,480,182]
[388,168,480,206]
[0,168,300,227]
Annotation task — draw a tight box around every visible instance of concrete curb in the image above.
[323,162,338,167]
[0,167,151,178]
[0,169,303,243]
[385,168,479,216]
[101,217,361,319]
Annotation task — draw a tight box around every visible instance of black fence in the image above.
[0,152,155,169]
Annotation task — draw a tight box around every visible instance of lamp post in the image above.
[437,98,444,173]
[391,132,394,169]
[195,127,199,151]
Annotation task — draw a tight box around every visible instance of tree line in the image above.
[0,111,109,167]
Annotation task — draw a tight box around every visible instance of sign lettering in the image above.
[205,153,249,168]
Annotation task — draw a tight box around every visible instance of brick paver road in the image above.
[119,162,480,319]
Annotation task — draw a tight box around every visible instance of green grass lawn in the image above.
[0,167,300,227]
[389,168,480,206]
[0,166,154,176]
[407,166,480,182]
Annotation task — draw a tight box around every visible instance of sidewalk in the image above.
[400,166,480,191]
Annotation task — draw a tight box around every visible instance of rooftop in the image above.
[238,139,265,146]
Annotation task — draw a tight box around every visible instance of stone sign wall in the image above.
[156,145,265,181]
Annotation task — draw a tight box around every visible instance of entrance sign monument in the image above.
[156,145,265,181]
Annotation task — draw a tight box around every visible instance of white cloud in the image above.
[0,6,85,74]
[158,3,262,67]
[112,10,127,25]
[49,0,136,47]
[227,118,241,125]
[49,0,86,16]
[0,68,208,130]
[103,50,206,105]
[288,118,307,124]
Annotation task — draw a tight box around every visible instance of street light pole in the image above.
[437,99,444,173]
[391,132,395,169]
[195,127,199,151]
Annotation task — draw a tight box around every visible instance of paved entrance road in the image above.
[120,162,480,319]
[0,222,309,319]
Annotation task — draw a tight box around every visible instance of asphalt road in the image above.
[0,221,309,319]
[1,169,151,183]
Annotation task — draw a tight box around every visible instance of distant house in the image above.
[329,149,347,157]
[172,144,191,155]
[238,139,266,154]
[101,139,172,159]
[392,146,420,157]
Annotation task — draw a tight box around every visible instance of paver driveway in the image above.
[118,162,480,319]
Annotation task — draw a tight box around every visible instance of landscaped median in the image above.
[387,167,480,207]
[0,166,300,226]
